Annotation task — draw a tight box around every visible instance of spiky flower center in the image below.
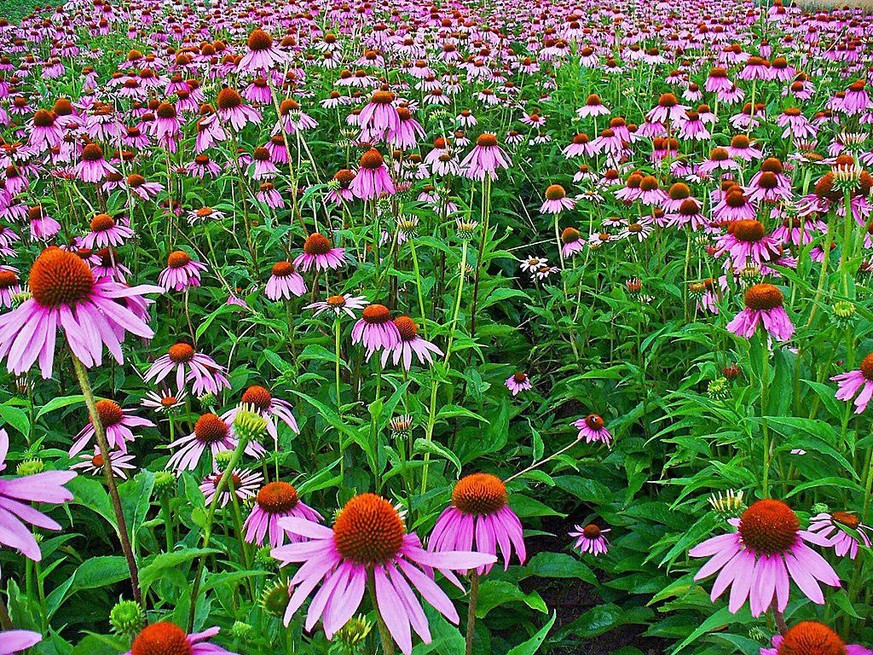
[256,481,299,513]
[744,284,783,311]
[761,157,784,174]
[216,87,242,110]
[639,176,660,192]
[393,316,417,340]
[29,247,95,308]
[194,413,227,445]
[658,93,678,108]
[860,354,873,380]
[371,90,394,105]
[562,227,581,243]
[679,199,700,215]
[452,473,508,515]
[777,621,846,655]
[545,184,566,200]
[168,343,195,363]
[304,233,332,255]
[130,622,191,655]
[582,524,601,539]
[730,219,765,242]
[584,414,604,430]
[90,213,116,232]
[738,499,799,554]
[759,172,778,189]
[167,250,191,269]
[359,149,384,170]
[247,28,272,51]
[0,269,18,288]
[81,143,104,162]
[96,399,123,427]
[668,183,690,200]
[476,133,498,148]
[362,304,391,325]
[271,261,295,277]
[832,511,860,529]
[241,385,272,410]
[513,372,528,383]
[333,493,405,564]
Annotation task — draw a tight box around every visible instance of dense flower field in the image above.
[1,0,873,653]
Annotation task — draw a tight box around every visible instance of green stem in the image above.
[465,571,480,655]
[71,355,143,607]
[368,573,395,655]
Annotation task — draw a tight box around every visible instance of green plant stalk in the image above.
[186,433,250,631]
[806,208,837,328]
[409,237,429,340]
[465,571,480,655]
[757,332,772,499]
[367,573,395,655]
[71,355,143,607]
[161,494,173,553]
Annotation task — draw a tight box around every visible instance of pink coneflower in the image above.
[506,372,532,396]
[250,147,278,180]
[726,134,763,161]
[0,630,41,655]
[141,388,186,413]
[690,499,840,616]
[699,147,741,175]
[390,106,426,149]
[72,448,137,479]
[73,143,118,183]
[199,468,262,508]
[0,248,159,378]
[294,233,346,272]
[572,414,613,446]
[244,481,321,547]
[777,107,817,142]
[647,93,688,126]
[562,133,593,158]
[726,284,794,341]
[29,109,63,151]
[760,621,872,655]
[350,149,395,200]
[842,80,870,116]
[81,213,133,249]
[71,399,154,456]
[239,29,287,73]
[306,294,369,318]
[637,176,668,207]
[272,493,496,654]
[570,523,610,557]
[808,511,871,560]
[0,428,76,561]
[831,353,873,414]
[359,90,400,142]
[561,227,586,257]
[158,250,206,291]
[144,343,230,396]
[540,184,575,214]
[186,155,222,179]
[0,268,21,308]
[167,413,235,472]
[126,173,163,200]
[429,473,525,574]
[223,385,299,444]
[576,93,610,119]
[216,87,261,132]
[382,316,442,370]
[714,220,781,270]
[124,623,237,655]
[352,304,401,356]
[187,207,226,224]
[460,133,512,181]
[266,261,306,300]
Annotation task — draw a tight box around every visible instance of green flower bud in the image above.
[230,621,253,640]
[255,545,279,570]
[708,489,746,517]
[707,377,730,400]
[335,614,372,646]
[110,599,146,636]
[153,471,176,495]
[16,459,45,476]
[260,581,289,617]
[233,404,268,444]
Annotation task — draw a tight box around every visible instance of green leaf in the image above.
[413,438,462,476]
[71,556,130,591]
[139,548,219,594]
[476,580,548,617]
[506,612,555,655]
[524,552,596,584]
[0,403,30,436]
[36,394,85,419]
[68,476,117,531]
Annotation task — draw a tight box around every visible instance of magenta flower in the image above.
[506,372,532,396]
[73,143,118,183]
[244,481,321,547]
[714,220,781,271]
[81,213,133,249]
[429,474,525,574]
[460,133,512,181]
[831,354,873,413]
[689,499,840,617]
[358,90,400,142]
[352,304,401,356]
[272,493,496,655]
[199,468,262,508]
[0,247,160,378]
[71,399,154,456]
[572,414,613,446]
[238,29,287,73]
[0,429,76,561]
[263,259,304,299]
[124,623,237,655]
[222,385,300,444]
[381,316,442,370]
[760,621,872,655]
[158,250,206,292]
[144,343,230,396]
[71,448,137,479]
[808,511,871,560]
[167,413,236,472]
[726,283,795,341]
[294,233,346,272]
[570,523,611,557]
[350,149,395,200]
[0,630,42,655]
[540,184,575,214]
[216,87,261,131]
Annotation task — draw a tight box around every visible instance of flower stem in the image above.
[367,573,395,655]
[161,494,173,553]
[71,355,143,607]
[465,571,480,655]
